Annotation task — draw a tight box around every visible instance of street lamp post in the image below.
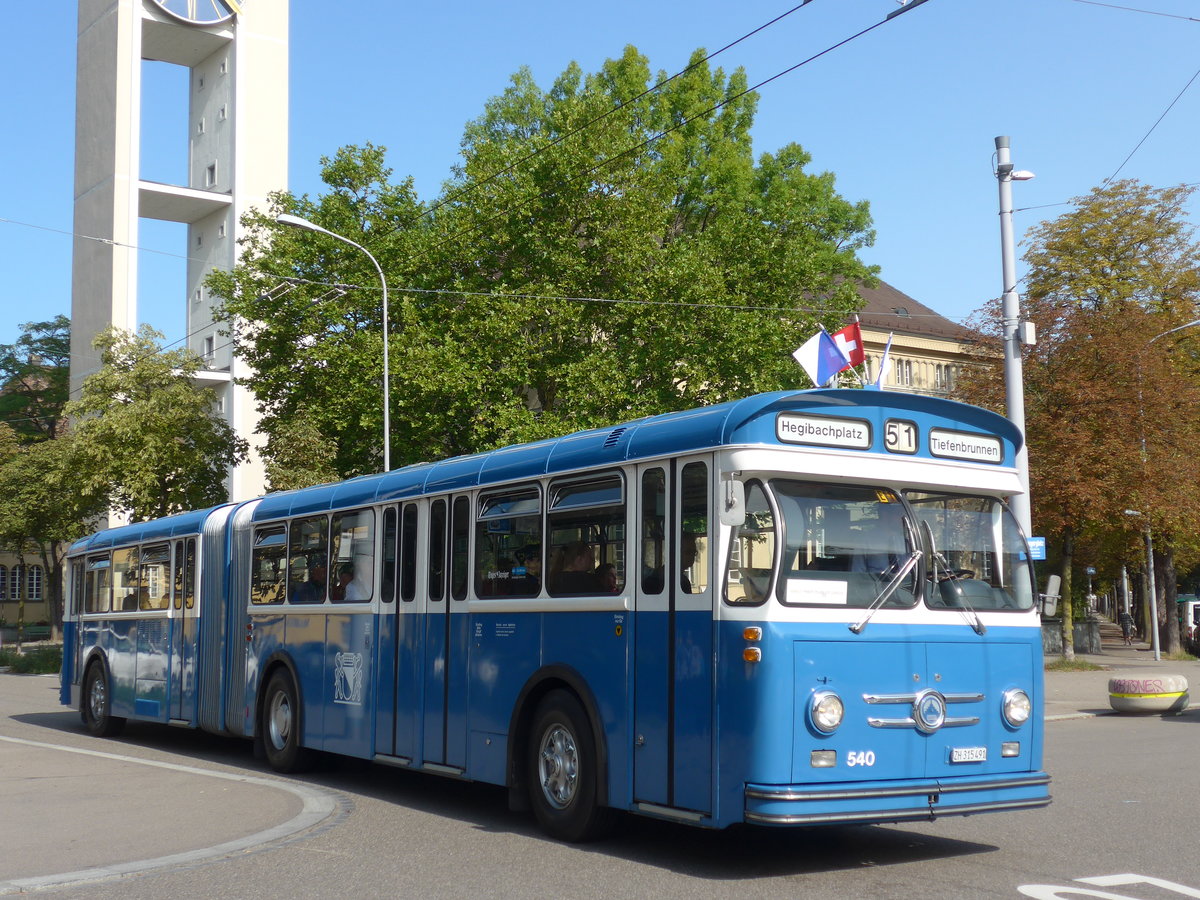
[1124,509,1161,661]
[275,214,391,473]
[994,136,1036,538]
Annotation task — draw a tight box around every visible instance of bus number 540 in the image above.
[846,751,876,767]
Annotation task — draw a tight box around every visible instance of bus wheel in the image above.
[527,690,615,842]
[82,663,125,738]
[261,671,312,773]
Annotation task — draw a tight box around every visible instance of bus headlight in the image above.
[810,691,844,734]
[1002,689,1031,727]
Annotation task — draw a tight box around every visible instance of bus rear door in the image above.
[168,538,197,722]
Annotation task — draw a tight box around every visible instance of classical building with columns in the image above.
[854,281,984,397]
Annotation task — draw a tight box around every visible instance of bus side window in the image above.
[112,546,140,611]
[680,462,709,594]
[451,496,470,601]
[85,555,111,613]
[330,508,374,603]
[641,468,666,595]
[474,487,542,599]
[183,538,196,609]
[381,508,397,604]
[725,481,774,605]
[429,500,447,602]
[252,526,287,605]
[289,516,329,604]
[71,561,85,617]
[547,473,624,597]
[400,504,418,602]
[139,543,171,610]
[173,541,184,610]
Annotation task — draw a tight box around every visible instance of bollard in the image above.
[1108,673,1189,714]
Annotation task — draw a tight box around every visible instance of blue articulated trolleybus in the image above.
[62,389,1050,841]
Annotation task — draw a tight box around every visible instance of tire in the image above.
[527,690,615,842]
[81,662,125,738]
[261,670,313,772]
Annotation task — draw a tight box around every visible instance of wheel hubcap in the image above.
[268,692,292,751]
[88,674,106,721]
[537,723,579,809]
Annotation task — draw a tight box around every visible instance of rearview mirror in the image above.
[719,476,745,526]
[1040,574,1061,618]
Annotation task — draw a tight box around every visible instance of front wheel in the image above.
[260,670,313,772]
[81,662,125,738]
[527,690,615,842]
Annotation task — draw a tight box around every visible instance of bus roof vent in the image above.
[603,427,628,449]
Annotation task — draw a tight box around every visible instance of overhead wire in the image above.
[414,11,904,265]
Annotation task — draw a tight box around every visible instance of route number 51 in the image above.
[884,420,917,454]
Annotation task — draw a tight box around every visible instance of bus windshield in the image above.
[906,491,1035,611]
[725,481,1034,612]
[725,480,921,609]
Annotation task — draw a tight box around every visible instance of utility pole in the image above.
[994,136,1035,538]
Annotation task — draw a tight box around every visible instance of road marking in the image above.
[1019,873,1200,898]
[0,735,344,894]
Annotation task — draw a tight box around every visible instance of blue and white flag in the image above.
[865,332,894,390]
[793,327,851,387]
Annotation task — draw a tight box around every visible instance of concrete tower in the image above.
[70,0,288,502]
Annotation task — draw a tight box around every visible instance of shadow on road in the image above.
[12,708,997,880]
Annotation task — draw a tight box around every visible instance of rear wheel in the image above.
[527,690,615,842]
[261,670,313,772]
[81,662,125,738]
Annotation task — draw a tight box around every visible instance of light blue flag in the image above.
[793,328,851,387]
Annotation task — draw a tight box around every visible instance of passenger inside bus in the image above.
[550,541,600,594]
[292,556,327,604]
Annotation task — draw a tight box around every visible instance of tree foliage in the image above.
[956,180,1200,655]
[211,46,877,476]
[65,326,248,522]
[0,315,70,444]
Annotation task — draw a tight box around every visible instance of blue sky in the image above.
[3,0,1198,351]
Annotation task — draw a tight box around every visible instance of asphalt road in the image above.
[3,673,1199,899]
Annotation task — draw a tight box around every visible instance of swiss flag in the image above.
[832,322,865,368]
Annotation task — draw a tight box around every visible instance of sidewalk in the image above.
[1042,618,1199,720]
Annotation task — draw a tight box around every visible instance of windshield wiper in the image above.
[922,521,986,635]
[849,549,921,635]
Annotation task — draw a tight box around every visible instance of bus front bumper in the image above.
[744,772,1051,826]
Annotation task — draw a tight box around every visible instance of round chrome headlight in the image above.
[1002,688,1032,727]
[810,691,844,734]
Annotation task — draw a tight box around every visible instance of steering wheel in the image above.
[936,568,975,583]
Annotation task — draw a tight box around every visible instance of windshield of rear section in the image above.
[723,479,1035,611]
[905,490,1036,611]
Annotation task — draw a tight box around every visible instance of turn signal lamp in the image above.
[1002,742,1021,758]
[743,647,762,663]
[743,627,762,641]
[810,750,837,768]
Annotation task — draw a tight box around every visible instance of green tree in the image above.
[956,180,1200,658]
[65,325,248,522]
[0,315,70,444]
[0,431,107,634]
[263,407,340,492]
[211,46,876,475]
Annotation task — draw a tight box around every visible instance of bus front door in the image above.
[633,460,714,816]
